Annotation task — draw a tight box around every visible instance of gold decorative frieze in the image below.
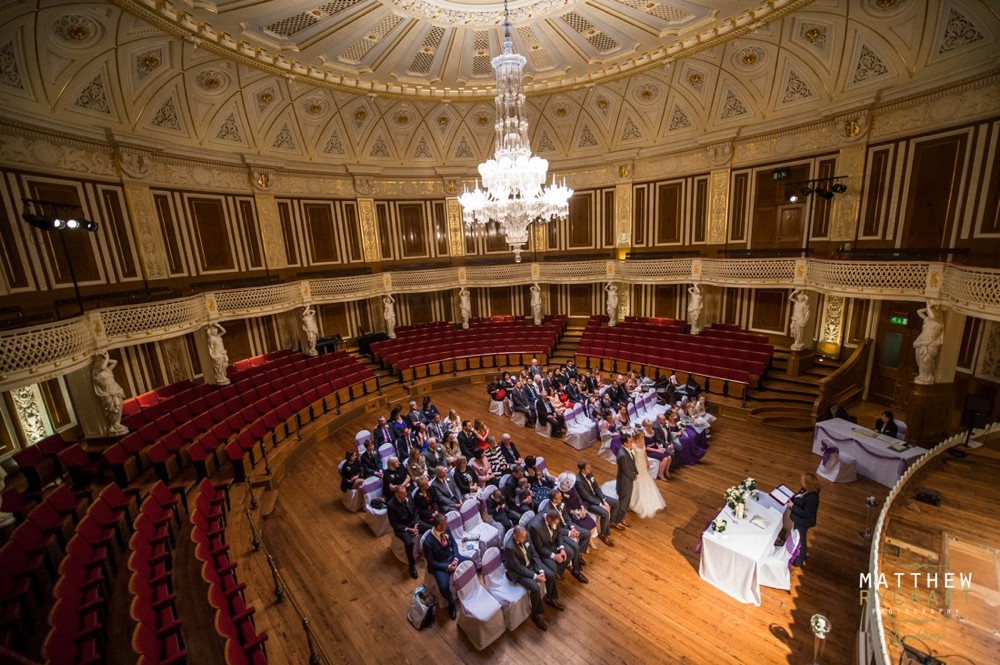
[357,198,381,262]
[708,170,729,245]
[446,198,465,257]
[615,182,632,247]
[252,193,288,271]
[122,183,169,280]
[830,143,866,242]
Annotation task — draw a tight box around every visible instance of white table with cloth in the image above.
[812,418,926,487]
[698,497,784,606]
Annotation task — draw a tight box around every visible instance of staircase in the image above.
[549,320,585,366]
[350,351,410,405]
[748,349,842,431]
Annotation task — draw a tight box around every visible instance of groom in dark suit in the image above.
[614,431,637,528]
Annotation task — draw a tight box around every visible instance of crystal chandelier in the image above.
[458,1,572,263]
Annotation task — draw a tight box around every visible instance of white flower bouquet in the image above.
[711,518,727,533]
[725,485,748,510]
[740,477,757,493]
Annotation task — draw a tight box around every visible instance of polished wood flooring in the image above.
[216,384,898,665]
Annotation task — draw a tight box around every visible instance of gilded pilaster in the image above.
[615,182,633,248]
[252,193,288,271]
[357,198,382,262]
[708,170,730,244]
[160,336,193,384]
[817,295,846,357]
[830,143,866,242]
[446,198,465,257]
[122,183,169,280]
[532,223,547,253]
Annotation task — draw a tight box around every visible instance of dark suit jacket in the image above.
[510,390,533,411]
[499,442,521,465]
[565,365,579,381]
[565,383,583,403]
[373,425,397,446]
[528,513,567,561]
[425,422,445,441]
[874,418,899,438]
[406,410,426,427]
[575,472,605,510]
[457,431,478,459]
[424,528,460,573]
[387,496,420,535]
[423,447,444,472]
[615,446,638,500]
[610,383,630,406]
[503,538,544,581]
[430,477,462,512]
[360,451,382,478]
[382,466,408,495]
[536,397,555,420]
[453,468,476,496]
[651,422,670,446]
[790,491,820,530]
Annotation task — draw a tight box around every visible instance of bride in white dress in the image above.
[629,436,665,518]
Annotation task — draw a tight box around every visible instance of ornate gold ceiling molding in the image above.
[110,0,816,101]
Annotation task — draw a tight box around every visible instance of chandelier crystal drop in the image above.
[458,1,572,262]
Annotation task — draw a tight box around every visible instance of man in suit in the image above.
[614,431,637,528]
[535,394,565,437]
[423,513,470,619]
[387,486,430,578]
[528,357,543,378]
[528,509,588,584]
[405,400,426,428]
[549,489,591,558]
[372,416,397,447]
[395,425,419,461]
[503,525,559,628]
[430,465,463,514]
[564,376,583,404]
[509,379,537,426]
[423,438,444,471]
[608,375,631,409]
[576,460,619,543]
[425,413,445,442]
[652,413,680,462]
[457,420,478,459]
[564,360,579,382]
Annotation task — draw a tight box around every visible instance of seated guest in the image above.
[430,465,463,514]
[406,400,426,427]
[484,435,510,475]
[694,395,717,426]
[387,486,430,579]
[522,377,541,409]
[565,360,579,381]
[527,466,555,506]
[340,451,364,493]
[528,357,543,378]
[641,419,672,481]
[473,419,490,451]
[382,456,410,496]
[359,440,383,479]
[535,391,566,437]
[576,461,619,542]
[550,485,593,556]
[423,437,444,471]
[547,387,568,415]
[529,509,588,584]
[683,400,712,437]
[470,449,497,487]
[488,381,507,403]
[453,456,479,498]
[581,370,599,395]
[372,415,397,447]
[564,376,583,404]
[423,513,471,619]
[389,407,407,436]
[485,486,515,534]
[457,420,478,459]
[498,433,523,467]
[504,465,528,513]
[652,413,681,462]
[497,371,515,389]
[503,525,558,628]
[608,375,630,408]
[413,477,439,525]
[406,447,428,482]
[441,432,461,466]
[421,396,440,422]
[443,409,462,434]
[615,404,632,430]
[514,477,536,513]
[874,410,899,438]
[509,380,537,426]
[426,412,446,442]
[395,425,417,461]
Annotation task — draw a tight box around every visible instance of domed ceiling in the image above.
[0,0,997,172]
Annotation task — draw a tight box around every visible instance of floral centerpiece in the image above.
[725,477,756,519]
[711,518,727,533]
[740,477,757,494]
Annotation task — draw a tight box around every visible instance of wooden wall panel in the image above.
[749,164,810,249]
[730,172,749,243]
[810,158,836,239]
[901,135,967,249]
[692,177,707,244]
[633,186,646,246]
[957,317,981,370]
[99,187,139,281]
[861,148,891,239]
[567,192,593,248]
[0,186,31,290]
[750,288,788,333]
[154,194,187,276]
[277,201,299,266]
[187,197,235,272]
[977,129,1000,235]
[27,180,103,284]
[343,202,363,263]
[237,199,264,270]
[376,203,392,260]
[304,202,339,263]
[847,298,870,346]
[221,318,253,364]
[655,285,679,318]
[398,203,428,258]
[655,182,682,245]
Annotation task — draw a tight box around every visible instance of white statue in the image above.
[913,304,944,385]
[383,295,396,339]
[788,289,811,351]
[302,306,319,356]
[92,352,128,436]
[687,285,704,335]
[605,283,619,327]
[459,288,471,330]
[530,283,543,326]
[206,323,231,385]
[0,466,14,528]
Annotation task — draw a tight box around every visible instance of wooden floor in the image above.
[218,383,895,665]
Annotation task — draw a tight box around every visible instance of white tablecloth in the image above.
[698,497,784,606]
[812,419,926,487]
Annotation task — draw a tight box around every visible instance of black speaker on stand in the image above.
[950,394,991,458]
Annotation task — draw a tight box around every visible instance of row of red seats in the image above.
[122,379,196,419]
[585,323,773,356]
[228,349,297,380]
[375,324,562,368]
[621,316,686,328]
[702,326,771,346]
[12,434,73,498]
[190,481,267,665]
[577,341,768,376]
[36,483,139,664]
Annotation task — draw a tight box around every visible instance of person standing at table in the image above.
[874,411,899,438]
[776,472,820,567]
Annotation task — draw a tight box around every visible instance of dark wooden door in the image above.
[870,301,922,409]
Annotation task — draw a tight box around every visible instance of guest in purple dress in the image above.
[640,419,672,480]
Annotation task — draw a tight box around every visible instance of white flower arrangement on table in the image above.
[740,477,756,493]
[725,485,749,510]
[711,518,728,533]
[865,495,878,508]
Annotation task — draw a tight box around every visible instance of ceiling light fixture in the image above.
[457,0,572,263]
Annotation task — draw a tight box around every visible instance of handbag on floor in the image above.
[407,585,436,630]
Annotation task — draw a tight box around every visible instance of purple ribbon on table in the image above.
[815,424,909,476]
[820,439,839,466]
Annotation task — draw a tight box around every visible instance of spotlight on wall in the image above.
[831,183,847,194]
[20,199,98,233]
[816,188,834,200]
[801,186,814,197]
[786,191,799,203]
[781,175,848,204]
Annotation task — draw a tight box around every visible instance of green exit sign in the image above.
[890,315,908,325]
[773,168,790,180]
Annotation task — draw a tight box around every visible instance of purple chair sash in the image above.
[454,562,477,588]
[481,550,501,576]
[820,440,839,467]
[815,425,910,476]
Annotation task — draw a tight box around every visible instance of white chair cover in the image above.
[338,461,364,513]
[816,438,858,483]
[759,530,801,591]
[517,510,535,528]
[361,476,390,536]
[489,398,506,417]
[534,418,551,437]
[536,499,551,515]
[564,404,598,451]
[390,532,419,564]
[535,457,556,481]
[895,420,908,440]
[481,547,531,630]
[378,443,395,469]
[597,430,617,463]
[461,499,500,554]
[355,429,372,454]
[452,560,506,650]
[447,510,466,539]
[510,410,527,427]
[600,480,618,502]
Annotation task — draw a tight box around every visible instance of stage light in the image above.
[831,183,847,194]
[801,186,813,197]
[52,218,65,229]
[66,218,79,229]
[84,220,98,232]
[787,191,799,203]
[816,188,834,200]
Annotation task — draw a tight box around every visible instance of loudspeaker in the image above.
[960,394,990,429]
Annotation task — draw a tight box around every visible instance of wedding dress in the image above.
[630,444,665,518]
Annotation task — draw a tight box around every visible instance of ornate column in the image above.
[707,169,730,245]
[160,337,193,384]
[906,307,965,445]
[830,113,870,242]
[614,160,634,258]
[446,197,465,257]
[252,192,288,271]
[122,182,170,281]
[64,365,111,439]
[816,295,847,358]
[357,198,382,262]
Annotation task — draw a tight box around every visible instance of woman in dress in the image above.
[443,409,462,434]
[441,432,461,466]
[470,449,496,487]
[629,435,665,518]
[615,404,632,430]
[339,450,364,493]
[558,473,598,543]
[527,466,555,506]
[413,477,439,525]
[453,456,479,498]
[406,448,427,482]
[472,419,490,451]
[640,419,672,481]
